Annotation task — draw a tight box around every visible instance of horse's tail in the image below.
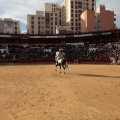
[65,62,68,69]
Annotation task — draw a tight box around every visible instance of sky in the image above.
[0,0,119,33]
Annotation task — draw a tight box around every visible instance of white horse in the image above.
[110,57,120,65]
[55,58,68,74]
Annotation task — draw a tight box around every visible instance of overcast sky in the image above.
[0,0,119,33]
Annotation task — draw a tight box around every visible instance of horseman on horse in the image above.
[110,53,120,65]
[55,48,68,73]
[55,48,65,62]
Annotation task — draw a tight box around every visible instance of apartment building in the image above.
[96,5,115,31]
[0,19,4,33]
[56,25,73,34]
[82,0,96,12]
[81,5,115,33]
[44,3,62,27]
[0,18,21,34]
[61,0,96,33]
[81,10,95,32]
[27,11,59,35]
[27,3,61,35]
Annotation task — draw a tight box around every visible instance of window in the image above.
[45,13,50,17]
[38,17,40,20]
[78,1,82,5]
[55,17,57,20]
[31,25,34,29]
[15,27,17,30]
[31,16,34,19]
[71,22,73,26]
[38,25,40,29]
[55,21,57,25]
[71,14,73,17]
[31,30,34,34]
[8,24,12,28]
[45,25,50,28]
[45,19,50,23]
[71,5,73,8]
[38,30,40,34]
[14,22,17,25]
[31,21,34,24]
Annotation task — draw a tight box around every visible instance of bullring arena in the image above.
[0,64,120,120]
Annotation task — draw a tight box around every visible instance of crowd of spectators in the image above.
[0,43,120,61]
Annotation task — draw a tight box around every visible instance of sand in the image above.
[0,64,120,120]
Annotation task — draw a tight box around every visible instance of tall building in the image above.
[82,0,96,12]
[44,3,61,27]
[61,0,96,33]
[80,5,115,33]
[27,3,61,35]
[0,19,4,33]
[96,5,115,31]
[0,18,21,34]
[81,10,95,33]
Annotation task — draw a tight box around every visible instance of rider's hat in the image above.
[59,48,63,51]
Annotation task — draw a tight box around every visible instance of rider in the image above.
[55,48,65,61]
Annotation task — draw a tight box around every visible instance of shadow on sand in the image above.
[77,74,120,79]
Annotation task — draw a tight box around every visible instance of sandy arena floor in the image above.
[0,64,120,120]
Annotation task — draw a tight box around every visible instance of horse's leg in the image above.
[60,64,61,73]
[55,64,57,71]
[62,65,65,74]
[113,61,116,67]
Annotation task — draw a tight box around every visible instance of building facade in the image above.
[61,0,96,33]
[0,18,21,34]
[81,5,115,33]
[96,5,115,31]
[27,3,61,35]
[44,3,61,26]
[56,25,73,34]
[81,10,95,33]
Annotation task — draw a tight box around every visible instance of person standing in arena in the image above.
[115,54,119,63]
[12,54,16,64]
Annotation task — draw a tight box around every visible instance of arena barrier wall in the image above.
[0,58,110,64]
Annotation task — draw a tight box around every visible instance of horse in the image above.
[55,58,68,74]
[110,56,120,66]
